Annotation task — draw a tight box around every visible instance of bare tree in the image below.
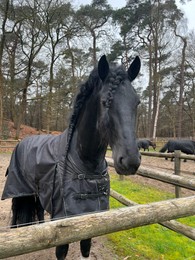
[11,0,48,138]
[44,1,79,132]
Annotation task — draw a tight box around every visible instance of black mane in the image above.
[65,67,101,157]
[104,65,128,108]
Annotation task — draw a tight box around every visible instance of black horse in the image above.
[159,139,195,161]
[137,139,156,151]
[1,55,141,259]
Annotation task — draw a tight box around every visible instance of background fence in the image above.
[140,150,195,197]
[0,139,20,150]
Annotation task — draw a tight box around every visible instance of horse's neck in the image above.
[68,132,107,174]
[73,95,107,168]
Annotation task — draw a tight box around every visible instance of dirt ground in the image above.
[0,153,195,259]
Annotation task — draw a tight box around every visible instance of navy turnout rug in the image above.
[1,130,110,218]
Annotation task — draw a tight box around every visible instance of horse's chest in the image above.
[51,163,110,218]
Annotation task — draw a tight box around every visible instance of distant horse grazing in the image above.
[159,139,195,161]
[1,55,141,259]
[137,139,156,151]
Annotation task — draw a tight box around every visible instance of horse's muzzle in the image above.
[114,154,141,175]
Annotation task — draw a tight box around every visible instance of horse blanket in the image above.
[160,139,195,154]
[1,131,110,218]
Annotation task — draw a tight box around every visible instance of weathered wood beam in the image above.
[0,196,195,258]
[110,189,195,240]
[137,166,195,190]
[107,149,195,161]
[140,151,195,161]
[141,151,174,158]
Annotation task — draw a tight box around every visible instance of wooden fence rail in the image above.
[0,153,194,258]
[107,149,195,197]
[137,166,195,190]
[107,158,195,191]
[0,139,20,149]
[107,156,195,241]
[140,151,195,161]
[0,140,19,142]
[141,150,195,197]
[0,196,195,259]
[110,189,195,240]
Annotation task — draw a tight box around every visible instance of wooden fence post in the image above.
[174,150,181,198]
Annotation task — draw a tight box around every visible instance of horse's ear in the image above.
[128,56,141,82]
[98,55,109,82]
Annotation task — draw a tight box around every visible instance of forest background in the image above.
[0,0,195,140]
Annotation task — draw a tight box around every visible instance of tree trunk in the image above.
[46,79,53,134]
[147,39,153,138]
[152,90,160,139]
[0,0,10,137]
[174,29,187,138]
[151,18,160,140]
[15,86,28,139]
[91,30,97,66]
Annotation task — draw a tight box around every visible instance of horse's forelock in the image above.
[108,65,127,82]
[103,66,128,108]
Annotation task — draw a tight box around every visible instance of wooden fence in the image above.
[107,155,195,243]
[0,195,195,258]
[140,150,195,197]
[110,189,195,241]
[107,149,195,197]
[0,149,195,258]
[0,139,20,149]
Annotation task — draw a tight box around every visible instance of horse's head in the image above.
[98,55,141,175]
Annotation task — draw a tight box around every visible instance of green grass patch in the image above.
[107,171,195,260]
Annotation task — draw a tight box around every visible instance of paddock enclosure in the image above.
[0,152,195,259]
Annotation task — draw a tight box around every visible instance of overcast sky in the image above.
[73,0,195,31]
[177,0,195,30]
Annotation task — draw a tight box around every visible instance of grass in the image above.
[106,171,195,260]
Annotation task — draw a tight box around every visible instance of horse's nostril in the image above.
[118,156,130,170]
[114,153,141,175]
[117,155,141,171]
